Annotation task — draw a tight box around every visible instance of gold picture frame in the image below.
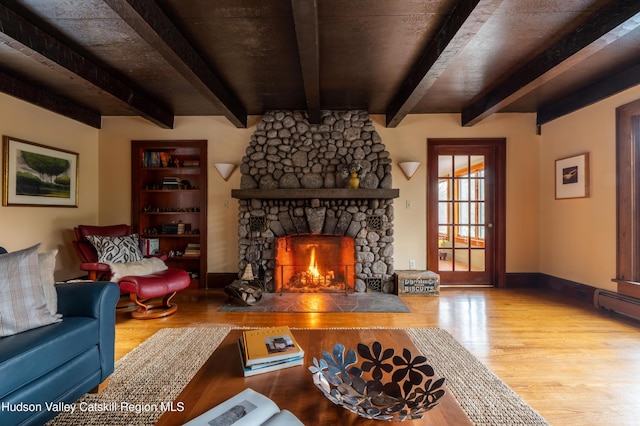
[2,136,78,207]
[555,152,589,200]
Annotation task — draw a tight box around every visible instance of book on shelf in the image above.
[162,176,185,190]
[140,238,159,256]
[183,388,303,426]
[241,326,304,367]
[161,223,191,234]
[237,339,304,377]
[182,159,200,167]
[142,151,171,168]
[184,242,200,256]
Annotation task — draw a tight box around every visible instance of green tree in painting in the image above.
[21,151,70,184]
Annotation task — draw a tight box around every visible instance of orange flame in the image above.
[307,247,320,277]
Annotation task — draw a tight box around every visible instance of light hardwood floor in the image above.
[114,288,640,426]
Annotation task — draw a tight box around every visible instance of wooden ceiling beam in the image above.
[537,61,640,127]
[0,70,102,129]
[291,0,321,124]
[385,0,504,128]
[0,2,174,129]
[104,0,247,128]
[462,0,640,127]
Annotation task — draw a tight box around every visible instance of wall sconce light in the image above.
[214,163,237,181]
[398,161,421,180]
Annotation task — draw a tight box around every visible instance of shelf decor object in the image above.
[309,341,445,421]
[398,161,421,180]
[214,162,236,181]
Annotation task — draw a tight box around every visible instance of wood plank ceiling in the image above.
[0,0,638,129]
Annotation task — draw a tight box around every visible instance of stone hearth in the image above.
[232,110,399,293]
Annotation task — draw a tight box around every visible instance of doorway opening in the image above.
[427,139,506,286]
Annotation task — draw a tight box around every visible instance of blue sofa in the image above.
[0,281,119,426]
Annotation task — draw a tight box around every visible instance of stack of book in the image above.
[238,326,304,377]
[182,159,200,167]
[161,222,190,234]
[162,176,184,189]
[184,243,200,256]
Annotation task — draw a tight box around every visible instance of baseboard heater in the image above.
[594,289,640,321]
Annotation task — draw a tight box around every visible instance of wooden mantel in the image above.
[231,188,400,200]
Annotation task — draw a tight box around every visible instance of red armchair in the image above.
[72,224,191,319]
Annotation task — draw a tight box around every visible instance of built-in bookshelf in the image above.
[131,140,207,288]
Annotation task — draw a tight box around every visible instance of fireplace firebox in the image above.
[274,234,355,293]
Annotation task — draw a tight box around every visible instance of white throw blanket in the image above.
[106,257,168,281]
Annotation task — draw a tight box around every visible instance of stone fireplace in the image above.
[232,110,399,293]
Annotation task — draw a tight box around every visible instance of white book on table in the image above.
[182,388,304,426]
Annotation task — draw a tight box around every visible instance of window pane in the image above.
[470,155,484,170]
[455,226,470,246]
[439,202,451,224]
[438,226,452,247]
[454,249,469,271]
[438,249,453,271]
[458,177,469,200]
[438,179,450,200]
[471,250,485,271]
[438,156,453,178]
[457,202,469,224]
[472,225,486,241]
[455,155,469,175]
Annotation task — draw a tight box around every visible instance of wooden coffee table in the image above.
[156,329,471,425]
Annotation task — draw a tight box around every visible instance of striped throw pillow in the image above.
[0,244,62,336]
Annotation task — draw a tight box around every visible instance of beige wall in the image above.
[539,84,640,291]
[373,113,541,273]
[4,84,637,289]
[0,93,99,280]
[100,113,540,276]
[98,116,257,272]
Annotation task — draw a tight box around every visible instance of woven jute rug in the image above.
[47,327,547,426]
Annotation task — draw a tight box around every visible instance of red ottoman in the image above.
[119,268,191,319]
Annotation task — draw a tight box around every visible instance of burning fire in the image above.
[307,247,320,278]
[302,246,334,285]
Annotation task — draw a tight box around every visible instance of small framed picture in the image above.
[555,152,589,199]
[2,136,79,207]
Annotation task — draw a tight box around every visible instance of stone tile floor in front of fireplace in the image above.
[219,292,411,313]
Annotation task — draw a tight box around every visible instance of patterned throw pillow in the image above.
[85,234,144,264]
[0,244,62,337]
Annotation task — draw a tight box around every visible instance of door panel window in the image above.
[436,155,485,272]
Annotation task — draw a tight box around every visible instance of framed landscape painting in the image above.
[555,152,589,200]
[2,136,78,207]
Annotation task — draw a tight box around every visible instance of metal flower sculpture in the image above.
[309,341,446,422]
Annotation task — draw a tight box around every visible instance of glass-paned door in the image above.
[428,139,505,286]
